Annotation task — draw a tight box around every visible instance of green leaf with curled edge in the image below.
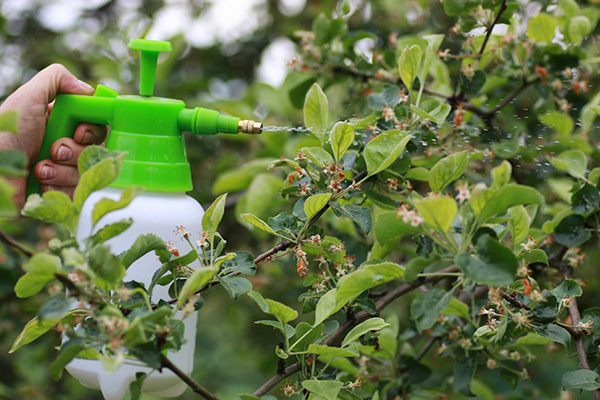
[247,290,298,323]
[527,13,558,43]
[364,130,411,176]
[74,149,127,210]
[202,193,227,241]
[342,317,389,347]
[330,121,355,162]
[304,193,332,220]
[14,253,61,298]
[240,213,276,234]
[177,267,218,307]
[92,186,142,226]
[429,151,468,192]
[22,191,78,232]
[550,149,587,179]
[415,196,457,233]
[304,83,329,143]
[398,45,422,90]
[120,233,169,268]
[563,369,600,391]
[300,146,334,168]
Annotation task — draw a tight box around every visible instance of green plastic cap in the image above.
[128,38,172,96]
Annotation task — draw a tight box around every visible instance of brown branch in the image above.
[416,336,438,362]
[160,354,219,400]
[252,265,459,396]
[478,0,508,57]
[550,248,600,400]
[0,229,32,257]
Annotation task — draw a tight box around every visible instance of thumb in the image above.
[30,64,95,103]
[13,64,94,106]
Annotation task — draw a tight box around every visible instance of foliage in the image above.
[4,0,600,399]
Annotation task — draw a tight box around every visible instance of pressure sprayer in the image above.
[26,39,262,400]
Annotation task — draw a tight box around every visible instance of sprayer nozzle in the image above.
[238,120,262,134]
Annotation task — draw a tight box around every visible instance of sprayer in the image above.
[27,39,263,400]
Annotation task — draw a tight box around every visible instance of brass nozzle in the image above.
[238,120,262,134]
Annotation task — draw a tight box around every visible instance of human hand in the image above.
[0,64,108,208]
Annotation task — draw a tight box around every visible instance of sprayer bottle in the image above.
[26,39,262,400]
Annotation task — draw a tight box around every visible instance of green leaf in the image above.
[254,320,295,339]
[508,205,529,247]
[49,339,85,381]
[302,380,343,400]
[563,369,600,391]
[330,202,372,234]
[471,184,543,224]
[539,111,574,136]
[572,183,600,215]
[342,317,389,347]
[0,178,17,217]
[77,146,122,175]
[534,325,571,348]
[398,45,422,90]
[516,332,552,346]
[247,291,298,323]
[74,148,126,210]
[22,191,78,232]
[555,214,591,247]
[10,310,80,353]
[91,186,142,226]
[330,122,355,162]
[121,233,169,268]
[443,297,470,320]
[304,83,329,143]
[429,151,468,192]
[374,210,422,244]
[314,288,337,326]
[414,196,457,233]
[304,193,332,220]
[335,262,404,313]
[220,251,256,275]
[568,15,592,45]
[411,103,451,126]
[527,13,558,42]
[202,193,228,240]
[443,0,478,16]
[88,245,125,289]
[307,344,358,358]
[551,279,583,300]
[219,275,252,300]
[0,109,18,134]
[0,150,26,177]
[177,267,218,306]
[411,289,453,332]
[550,149,587,179]
[454,356,477,396]
[241,213,277,234]
[300,147,334,168]
[456,235,518,286]
[364,130,412,176]
[14,253,61,298]
[87,219,133,246]
[522,249,549,265]
[406,167,430,181]
[129,373,147,400]
[490,160,512,190]
[38,296,71,321]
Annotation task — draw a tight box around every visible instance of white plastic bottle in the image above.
[66,187,204,400]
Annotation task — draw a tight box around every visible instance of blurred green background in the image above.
[0,0,595,399]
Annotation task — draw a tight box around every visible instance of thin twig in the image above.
[160,354,219,400]
[252,265,459,396]
[0,229,32,257]
[477,0,508,56]
[416,336,438,362]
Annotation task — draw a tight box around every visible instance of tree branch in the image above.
[160,354,219,400]
[0,229,32,257]
[477,0,508,57]
[252,265,459,396]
